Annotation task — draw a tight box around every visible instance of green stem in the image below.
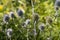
[27,29,29,40]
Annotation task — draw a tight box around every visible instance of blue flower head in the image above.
[39,23,45,31]
[17,9,23,17]
[6,28,13,38]
[9,11,15,18]
[54,0,60,10]
[3,14,10,23]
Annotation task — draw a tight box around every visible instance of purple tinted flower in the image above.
[6,28,13,38]
[22,19,30,27]
[22,22,26,27]
[9,11,15,18]
[3,14,10,23]
[25,19,30,25]
[17,9,23,17]
[39,23,45,31]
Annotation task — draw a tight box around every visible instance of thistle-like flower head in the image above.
[39,23,45,31]
[9,11,15,18]
[17,8,24,17]
[3,14,10,23]
[25,19,30,25]
[6,28,13,38]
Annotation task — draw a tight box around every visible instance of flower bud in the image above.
[17,9,23,17]
[25,19,30,25]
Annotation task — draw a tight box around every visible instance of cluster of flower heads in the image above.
[2,8,24,38]
[38,23,45,31]
[3,14,10,24]
[3,7,58,40]
[3,8,24,23]
[2,0,59,39]
[9,11,15,18]
[17,8,24,17]
[0,0,59,40]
